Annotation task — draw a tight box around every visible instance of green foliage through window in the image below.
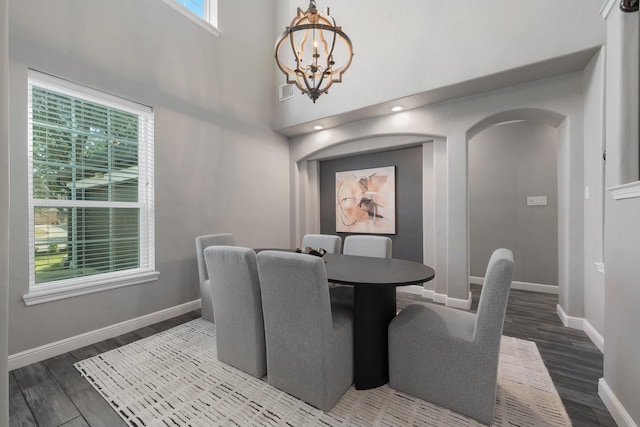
[31,87,139,202]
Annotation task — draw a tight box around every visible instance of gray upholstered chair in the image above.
[256,250,353,412]
[343,235,392,258]
[388,248,515,425]
[204,246,266,378]
[301,234,348,306]
[195,233,235,322]
[331,235,392,308]
[301,233,342,254]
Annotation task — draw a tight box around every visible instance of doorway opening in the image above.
[468,120,559,291]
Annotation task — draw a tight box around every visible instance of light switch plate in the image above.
[527,196,548,206]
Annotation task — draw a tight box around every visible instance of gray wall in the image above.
[582,49,605,338]
[319,146,423,262]
[274,0,605,131]
[8,0,290,355]
[469,121,558,285]
[1,0,9,423]
[603,5,640,425]
[292,71,587,307]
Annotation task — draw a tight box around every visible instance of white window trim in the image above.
[24,70,157,306]
[23,270,160,306]
[160,0,221,37]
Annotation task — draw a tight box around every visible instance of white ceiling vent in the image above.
[278,84,294,102]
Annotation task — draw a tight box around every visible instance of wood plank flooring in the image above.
[10,285,615,426]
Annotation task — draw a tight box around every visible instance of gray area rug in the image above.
[75,318,570,426]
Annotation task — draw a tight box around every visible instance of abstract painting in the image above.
[335,166,396,234]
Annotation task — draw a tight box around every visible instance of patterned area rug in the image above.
[75,318,570,426]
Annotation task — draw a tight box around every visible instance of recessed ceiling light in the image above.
[313,125,324,130]
[391,106,403,112]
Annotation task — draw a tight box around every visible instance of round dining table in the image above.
[321,253,435,390]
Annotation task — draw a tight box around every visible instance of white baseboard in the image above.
[470,276,559,294]
[469,277,484,286]
[556,304,604,353]
[599,378,638,427]
[583,319,604,353]
[396,285,425,296]
[446,292,472,310]
[432,292,447,304]
[421,289,435,300]
[556,303,585,329]
[415,289,472,310]
[8,299,201,371]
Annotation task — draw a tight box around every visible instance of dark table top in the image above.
[322,253,435,287]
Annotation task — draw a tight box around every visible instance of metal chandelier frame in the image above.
[275,1,354,103]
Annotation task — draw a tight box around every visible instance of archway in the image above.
[468,120,559,292]
[294,133,450,299]
[466,108,584,318]
[290,90,586,318]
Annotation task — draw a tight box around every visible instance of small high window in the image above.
[175,0,206,19]
[162,0,219,36]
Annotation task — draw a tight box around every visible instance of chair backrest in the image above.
[343,235,392,258]
[257,251,334,364]
[204,245,266,377]
[257,250,353,411]
[195,233,235,283]
[474,248,515,345]
[301,234,342,254]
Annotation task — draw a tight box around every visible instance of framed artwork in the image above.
[335,166,396,234]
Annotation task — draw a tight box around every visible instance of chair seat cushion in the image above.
[391,302,476,342]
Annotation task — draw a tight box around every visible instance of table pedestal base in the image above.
[353,286,397,390]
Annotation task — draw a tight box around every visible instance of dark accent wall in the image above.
[319,146,423,262]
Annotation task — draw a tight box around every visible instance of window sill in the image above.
[608,181,640,200]
[23,270,160,306]
[159,0,221,37]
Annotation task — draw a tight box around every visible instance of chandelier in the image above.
[275,1,354,103]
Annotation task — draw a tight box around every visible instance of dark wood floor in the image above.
[10,285,615,426]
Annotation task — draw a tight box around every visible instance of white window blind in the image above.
[26,71,156,304]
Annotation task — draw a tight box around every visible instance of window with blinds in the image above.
[26,71,156,303]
